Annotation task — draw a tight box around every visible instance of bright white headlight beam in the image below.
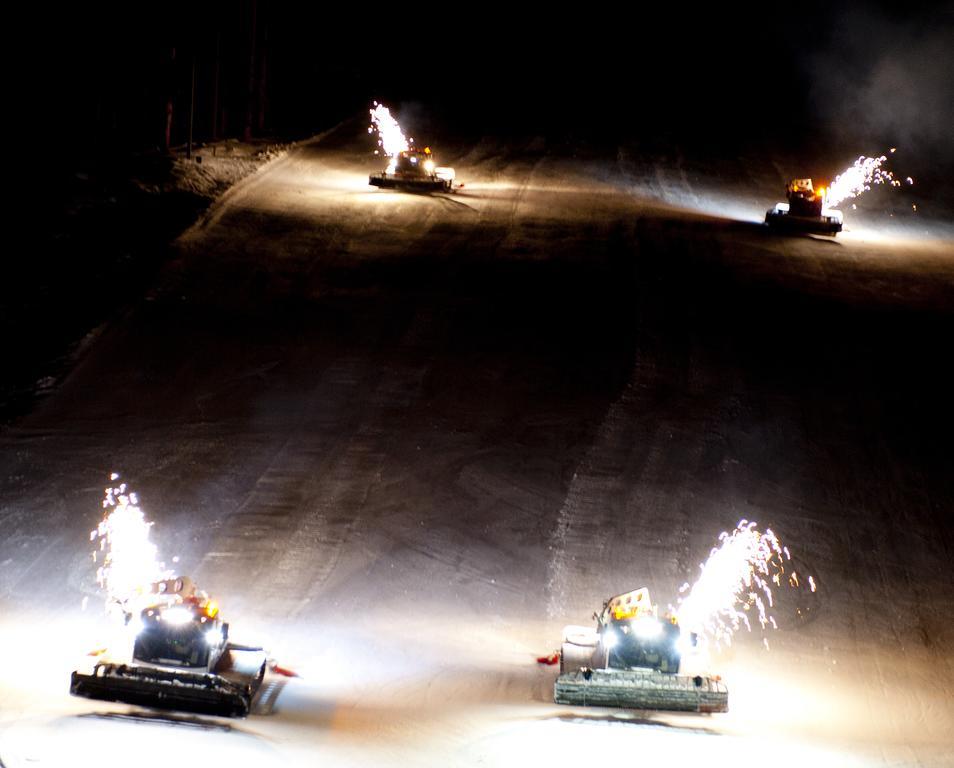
[162,607,193,626]
[633,617,663,640]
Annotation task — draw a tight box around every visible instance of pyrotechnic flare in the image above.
[675,520,814,649]
[90,475,172,608]
[826,153,911,207]
[369,102,412,158]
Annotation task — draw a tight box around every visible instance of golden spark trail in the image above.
[675,520,814,649]
[369,102,412,159]
[826,151,912,208]
[90,473,172,609]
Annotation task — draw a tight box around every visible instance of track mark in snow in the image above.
[199,314,434,621]
[545,379,641,621]
[195,355,377,617]
[653,163,700,210]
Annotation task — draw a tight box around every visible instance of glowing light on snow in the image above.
[90,475,172,608]
[675,520,814,649]
[368,102,412,158]
[826,154,911,208]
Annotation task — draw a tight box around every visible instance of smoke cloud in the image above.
[809,6,954,173]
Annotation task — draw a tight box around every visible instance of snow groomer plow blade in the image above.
[554,588,728,713]
[70,662,257,717]
[369,172,450,192]
[555,668,728,713]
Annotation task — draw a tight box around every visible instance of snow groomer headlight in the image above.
[632,616,663,639]
[162,606,193,625]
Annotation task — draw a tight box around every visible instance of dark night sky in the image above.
[17,2,954,168]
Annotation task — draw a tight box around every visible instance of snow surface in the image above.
[1,124,952,767]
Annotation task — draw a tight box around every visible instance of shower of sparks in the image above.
[368,102,412,158]
[674,520,814,649]
[826,153,912,208]
[90,474,172,609]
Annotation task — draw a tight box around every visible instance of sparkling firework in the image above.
[368,102,412,158]
[826,153,910,208]
[675,520,814,649]
[90,474,172,608]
